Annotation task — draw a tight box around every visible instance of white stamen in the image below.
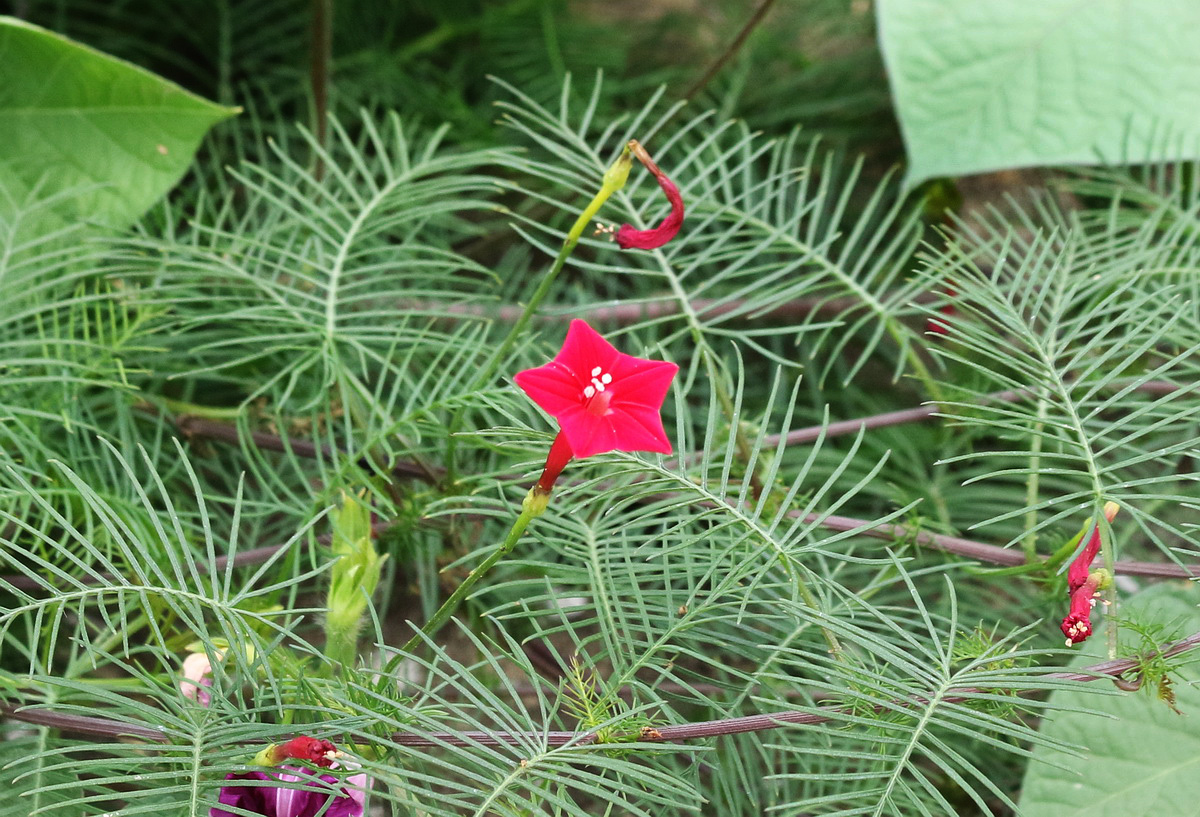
[591,366,602,376]
[601,373,612,384]
[584,385,595,398]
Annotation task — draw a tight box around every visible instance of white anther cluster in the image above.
[583,366,613,399]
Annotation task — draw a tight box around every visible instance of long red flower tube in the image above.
[1060,502,1119,646]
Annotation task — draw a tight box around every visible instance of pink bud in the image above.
[180,652,214,707]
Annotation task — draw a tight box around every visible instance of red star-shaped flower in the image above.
[515,320,677,459]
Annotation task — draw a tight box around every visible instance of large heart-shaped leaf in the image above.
[1018,582,1200,816]
[876,0,1200,188]
[0,16,237,237]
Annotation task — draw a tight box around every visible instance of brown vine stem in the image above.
[790,512,1200,579]
[6,506,1193,593]
[7,380,1191,589]
[682,0,782,101]
[171,414,444,485]
[764,379,1181,447]
[408,292,922,327]
[0,525,388,592]
[5,631,1198,747]
[165,380,1182,485]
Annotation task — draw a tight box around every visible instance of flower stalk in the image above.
[398,504,538,656]
[443,144,635,485]
[402,320,678,656]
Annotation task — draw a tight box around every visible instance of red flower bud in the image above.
[271,736,340,768]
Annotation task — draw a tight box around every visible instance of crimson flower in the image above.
[614,141,684,250]
[1061,573,1102,646]
[1059,502,1119,646]
[1065,502,1120,593]
[515,320,677,491]
[212,737,368,817]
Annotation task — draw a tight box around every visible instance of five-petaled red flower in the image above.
[515,320,677,489]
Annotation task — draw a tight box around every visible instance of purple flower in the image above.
[212,768,368,817]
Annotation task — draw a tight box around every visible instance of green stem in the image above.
[324,613,360,671]
[443,147,633,485]
[156,397,243,421]
[1022,392,1049,560]
[1102,520,1117,660]
[399,503,538,656]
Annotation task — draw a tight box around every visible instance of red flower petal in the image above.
[1061,575,1102,645]
[515,320,677,460]
[512,364,580,416]
[1066,526,1101,594]
[609,404,672,454]
[616,172,684,250]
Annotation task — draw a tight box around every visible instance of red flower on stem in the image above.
[1065,501,1120,594]
[515,320,677,494]
[613,140,684,251]
[1062,573,1102,646]
[1060,502,1119,646]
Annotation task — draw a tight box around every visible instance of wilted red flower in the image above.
[1059,503,1119,646]
[614,141,684,251]
[1061,573,1102,646]
[212,738,368,817]
[1065,502,1120,593]
[514,320,677,491]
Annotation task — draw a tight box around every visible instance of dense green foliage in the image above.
[2,2,1198,816]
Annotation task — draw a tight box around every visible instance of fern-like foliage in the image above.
[3,66,1200,817]
[916,188,1200,561]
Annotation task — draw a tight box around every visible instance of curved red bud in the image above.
[615,171,684,250]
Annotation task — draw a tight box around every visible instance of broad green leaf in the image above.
[0,16,237,237]
[877,0,1200,188]
[1018,583,1200,817]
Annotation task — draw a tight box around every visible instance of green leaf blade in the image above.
[0,16,237,235]
[878,0,1200,187]
[1018,584,1200,817]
